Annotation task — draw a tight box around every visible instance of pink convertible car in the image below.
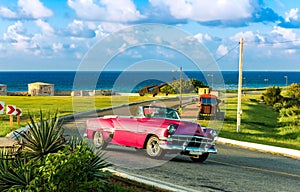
[85,106,217,162]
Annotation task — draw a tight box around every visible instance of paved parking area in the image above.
[180,103,199,120]
[0,137,15,146]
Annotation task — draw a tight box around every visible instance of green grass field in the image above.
[0,95,156,136]
[199,94,300,150]
[1,94,299,150]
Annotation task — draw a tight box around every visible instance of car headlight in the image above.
[210,129,218,138]
[167,124,177,135]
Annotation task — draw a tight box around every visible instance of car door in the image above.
[111,116,138,147]
[136,117,166,148]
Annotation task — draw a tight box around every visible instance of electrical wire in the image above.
[215,38,300,63]
[244,39,300,46]
[215,43,240,62]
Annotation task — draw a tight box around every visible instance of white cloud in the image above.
[35,19,54,36]
[52,43,63,53]
[122,34,139,45]
[3,21,51,55]
[68,0,144,22]
[118,43,127,52]
[230,31,265,43]
[204,34,212,41]
[284,49,296,54]
[18,0,53,19]
[270,26,299,48]
[156,46,174,58]
[63,20,96,38]
[0,6,17,18]
[194,33,212,43]
[75,52,82,59]
[271,26,297,41]
[97,22,127,33]
[150,0,252,21]
[94,22,128,39]
[0,44,4,50]
[3,21,30,43]
[154,36,162,43]
[285,8,299,22]
[194,33,203,43]
[216,44,228,56]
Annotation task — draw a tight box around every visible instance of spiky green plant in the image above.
[0,111,113,191]
[16,110,66,160]
[0,150,34,192]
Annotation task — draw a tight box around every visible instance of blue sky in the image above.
[0,0,300,71]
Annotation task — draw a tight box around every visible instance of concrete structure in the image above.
[198,87,210,95]
[0,84,7,96]
[28,82,54,96]
[198,87,220,97]
[71,90,116,96]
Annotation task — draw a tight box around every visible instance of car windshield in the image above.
[201,98,217,104]
[140,106,180,119]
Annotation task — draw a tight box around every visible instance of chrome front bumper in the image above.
[159,134,217,155]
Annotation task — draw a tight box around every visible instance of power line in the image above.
[244,39,300,46]
[215,43,239,62]
[212,38,300,64]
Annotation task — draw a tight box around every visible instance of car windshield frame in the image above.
[137,106,180,119]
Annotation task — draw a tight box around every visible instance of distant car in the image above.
[85,106,217,162]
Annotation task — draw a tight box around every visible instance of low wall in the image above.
[5,90,117,96]
[71,90,116,96]
[7,92,28,96]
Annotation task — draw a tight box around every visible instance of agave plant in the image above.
[17,110,66,160]
[86,145,112,180]
[0,111,112,191]
[0,150,34,192]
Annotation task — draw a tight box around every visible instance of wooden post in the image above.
[10,115,13,129]
[17,116,21,126]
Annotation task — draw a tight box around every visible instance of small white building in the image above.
[0,84,7,96]
[28,82,54,96]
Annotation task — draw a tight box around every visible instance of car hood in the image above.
[163,119,204,136]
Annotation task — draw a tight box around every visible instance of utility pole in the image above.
[237,38,244,133]
[180,66,182,108]
[284,76,288,89]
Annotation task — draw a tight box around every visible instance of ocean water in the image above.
[0,71,299,93]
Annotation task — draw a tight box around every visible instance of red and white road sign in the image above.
[0,101,4,114]
[15,108,22,116]
[6,105,17,115]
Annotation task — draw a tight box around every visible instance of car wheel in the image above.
[93,131,107,149]
[190,153,209,163]
[145,136,164,158]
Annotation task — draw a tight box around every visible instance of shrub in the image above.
[273,103,283,112]
[262,86,283,106]
[28,144,110,192]
[279,106,300,126]
[286,84,300,100]
[0,111,111,191]
[161,78,207,95]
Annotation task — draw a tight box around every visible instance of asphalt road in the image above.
[62,98,300,192]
